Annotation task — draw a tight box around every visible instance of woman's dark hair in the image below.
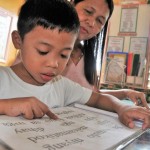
[18,0,80,40]
[74,0,114,85]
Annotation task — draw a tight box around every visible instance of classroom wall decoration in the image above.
[119,6,138,36]
[101,3,150,89]
[107,36,125,52]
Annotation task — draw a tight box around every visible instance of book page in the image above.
[0,107,142,150]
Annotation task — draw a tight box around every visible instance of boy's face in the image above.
[12,26,77,85]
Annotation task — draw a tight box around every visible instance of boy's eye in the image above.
[61,54,69,59]
[38,50,48,55]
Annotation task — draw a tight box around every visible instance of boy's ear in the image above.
[11,31,22,49]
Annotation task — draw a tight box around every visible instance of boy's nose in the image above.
[46,58,59,68]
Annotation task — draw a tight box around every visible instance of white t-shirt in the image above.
[0,66,92,108]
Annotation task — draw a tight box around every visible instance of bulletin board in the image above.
[100,3,150,89]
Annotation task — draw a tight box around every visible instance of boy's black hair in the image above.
[17,0,80,39]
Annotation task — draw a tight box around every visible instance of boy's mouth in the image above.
[40,73,56,82]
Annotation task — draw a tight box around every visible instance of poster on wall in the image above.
[119,7,138,35]
[129,37,147,57]
[113,0,148,5]
[129,37,148,77]
[0,8,12,62]
[107,36,124,52]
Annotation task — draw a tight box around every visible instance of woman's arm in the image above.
[98,88,149,109]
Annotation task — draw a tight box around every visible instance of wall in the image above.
[108,5,150,52]
[0,0,24,66]
[100,4,150,89]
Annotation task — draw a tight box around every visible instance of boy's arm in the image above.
[0,97,58,119]
[86,92,150,130]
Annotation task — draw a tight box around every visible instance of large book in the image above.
[0,104,148,150]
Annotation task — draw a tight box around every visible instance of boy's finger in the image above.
[22,109,34,120]
[36,102,58,119]
[46,110,58,120]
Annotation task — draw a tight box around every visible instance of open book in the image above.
[0,104,148,150]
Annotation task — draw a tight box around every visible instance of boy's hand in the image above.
[3,97,58,120]
[118,105,150,130]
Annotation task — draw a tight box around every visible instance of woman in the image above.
[62,0,149,108]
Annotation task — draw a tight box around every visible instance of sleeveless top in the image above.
[62,57,93,90]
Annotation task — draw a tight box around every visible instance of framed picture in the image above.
[0,8,12,62]
[129,37,148,57]
[119,7,138,34]
[107,36,124,52]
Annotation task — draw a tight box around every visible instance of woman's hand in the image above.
[125,89,149,109]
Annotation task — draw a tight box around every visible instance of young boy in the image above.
[0,0,150,130]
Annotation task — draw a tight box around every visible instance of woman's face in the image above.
[75,0,110,41]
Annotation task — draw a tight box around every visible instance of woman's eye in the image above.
[97,19,103,25]
[97,18,105,26]
[85,9,92,14]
